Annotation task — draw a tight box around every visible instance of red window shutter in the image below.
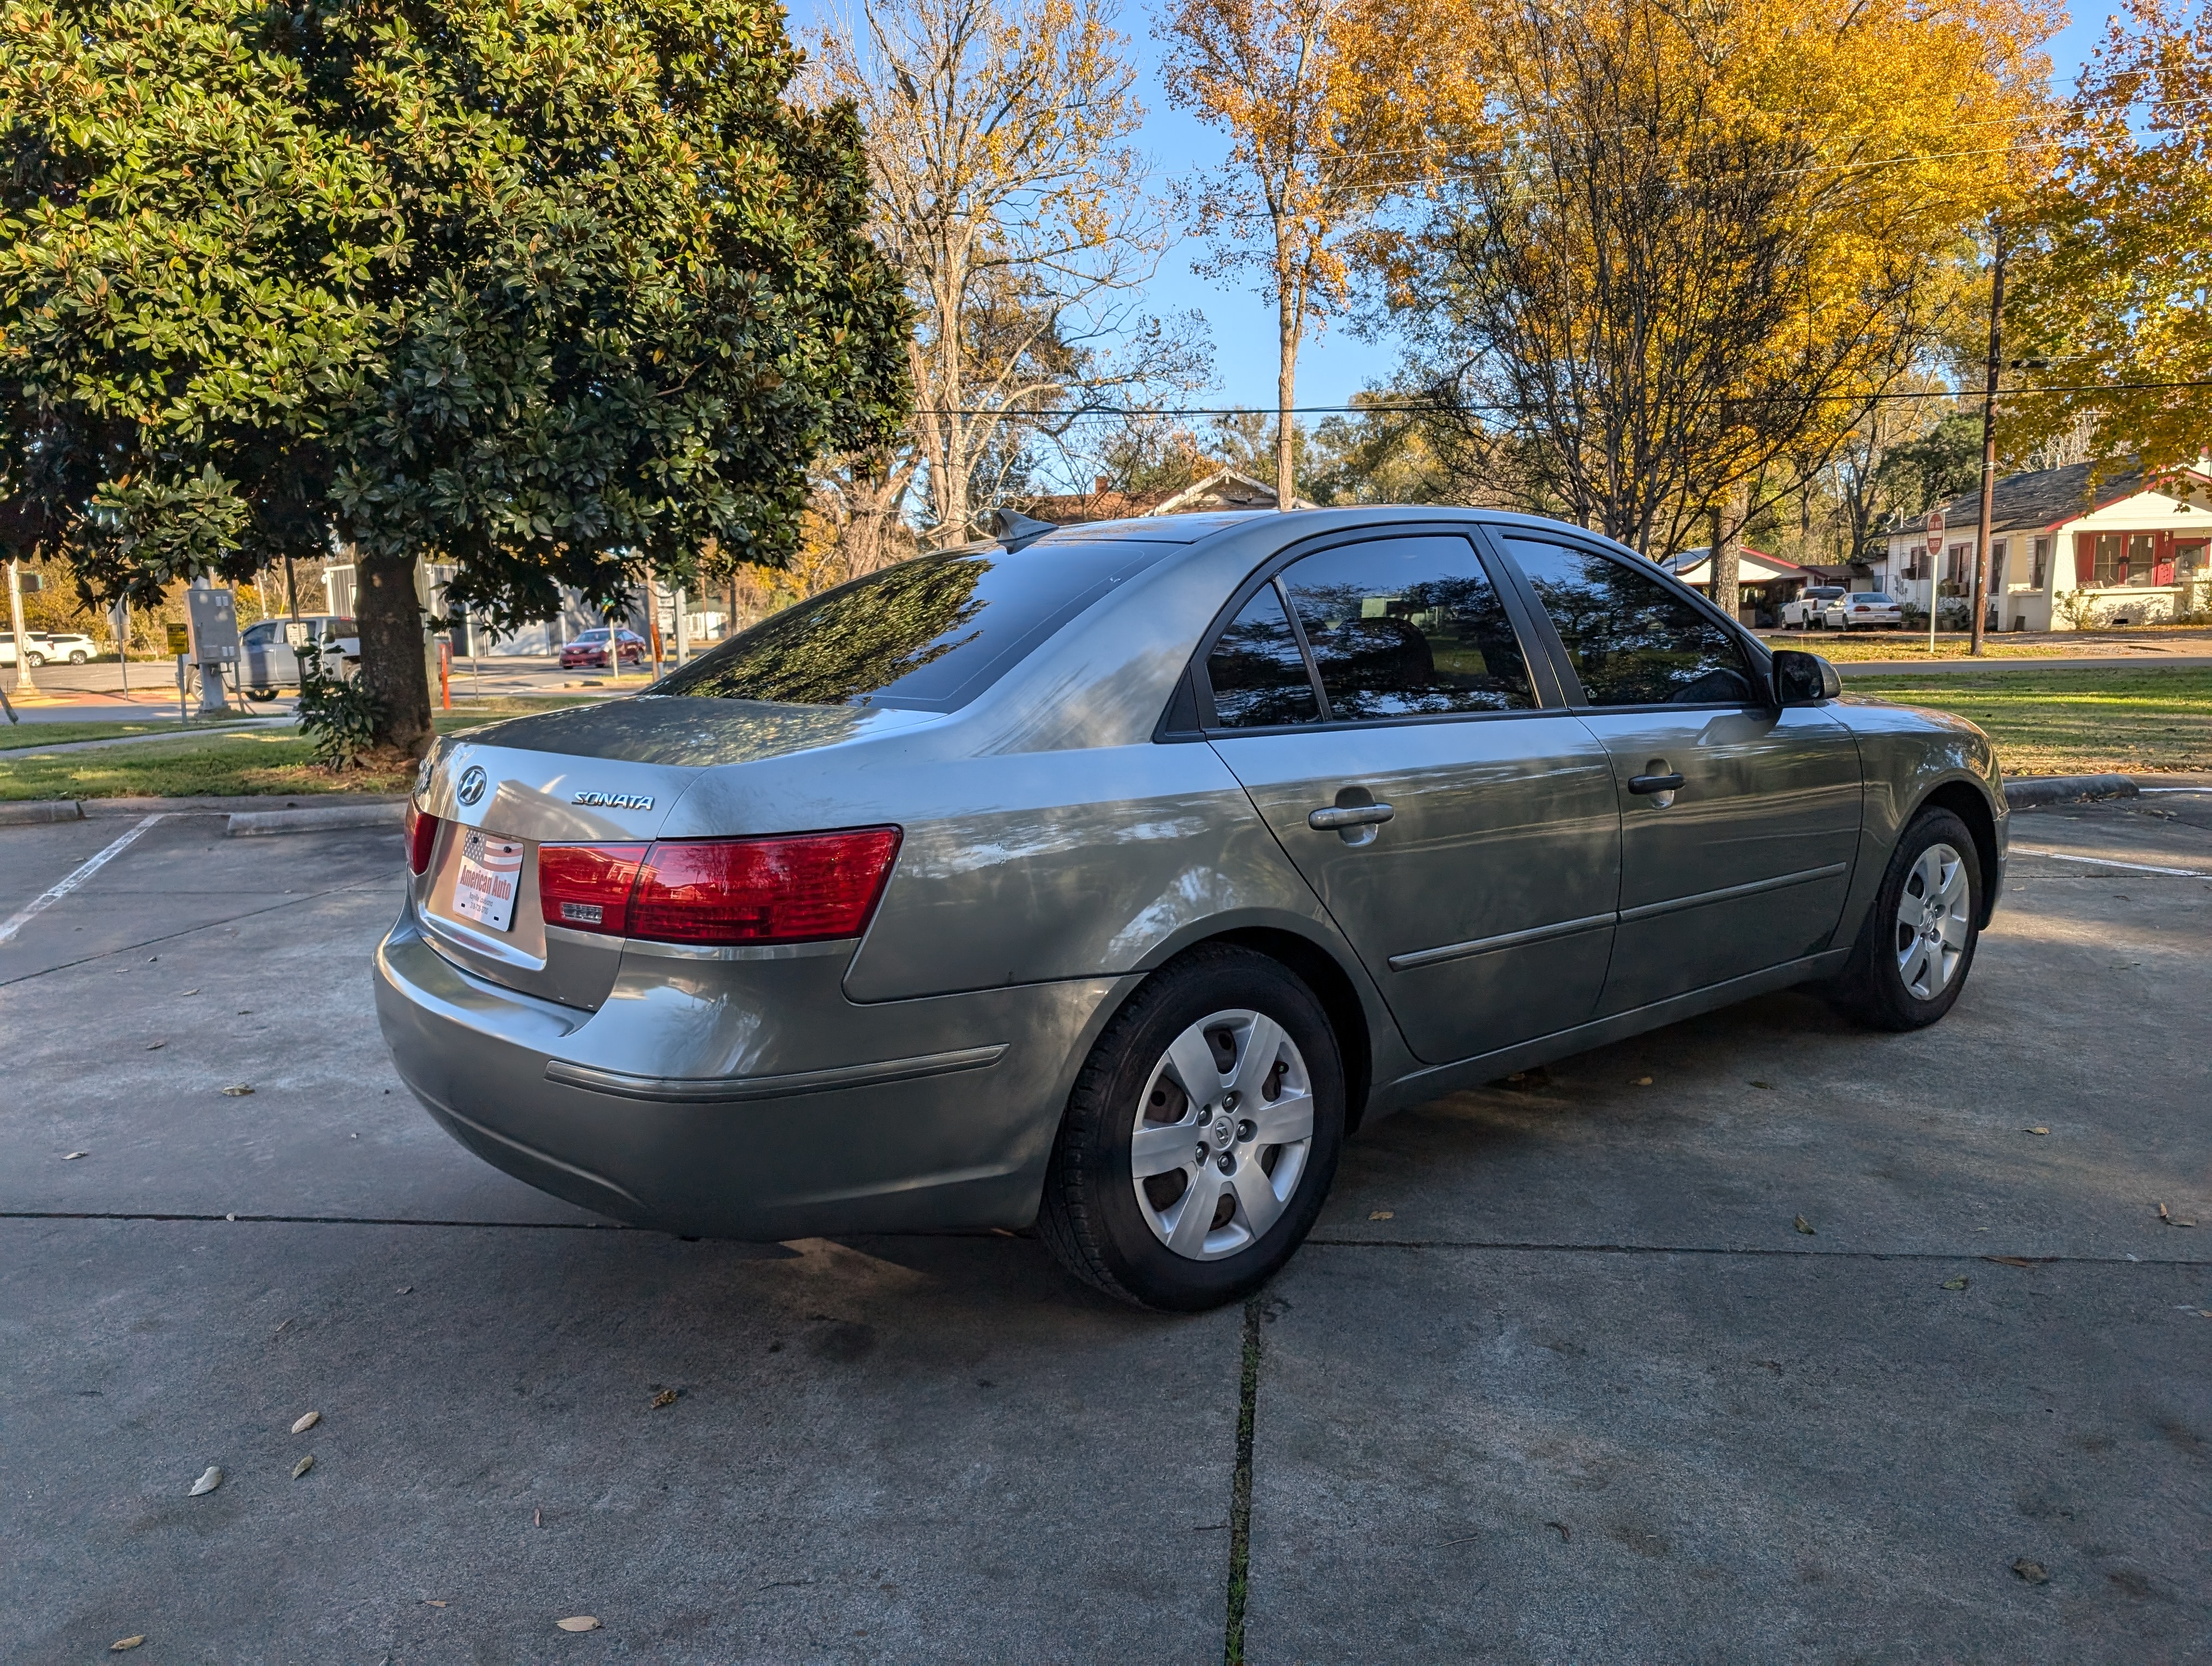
[2073,533,2095,584]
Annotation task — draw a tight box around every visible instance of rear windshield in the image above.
[655,541,1176,712]
[1850,593,1892,603]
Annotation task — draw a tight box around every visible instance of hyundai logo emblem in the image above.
[456,765,487,807]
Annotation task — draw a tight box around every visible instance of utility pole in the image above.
[1971,225,2005,657]
[7,556,35,694]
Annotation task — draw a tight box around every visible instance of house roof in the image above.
[1901,460,2208,536]
[1662,544,1804,584]
[1024,467,1313,524]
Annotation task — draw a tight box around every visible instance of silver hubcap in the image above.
[1895,841,1971,1001]
[1130,1009,1315,1261]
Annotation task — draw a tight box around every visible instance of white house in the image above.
[1877,462,2212,631]
[1661,544,1814,627]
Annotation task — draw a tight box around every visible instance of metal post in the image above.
[1970,226,2005,657]
[673,587,689,669]
[7,557,35,695]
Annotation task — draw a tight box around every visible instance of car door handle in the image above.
[1628,773,1685,796]
[1308,803,1395,830]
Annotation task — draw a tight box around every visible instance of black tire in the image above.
[245,687,278,702]
[68,650,88,664]
[25,652,44,668]
[1038,944,1345,1312]
[1833,807,1983,1031]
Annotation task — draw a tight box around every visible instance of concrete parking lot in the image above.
[2,798,2208,1663]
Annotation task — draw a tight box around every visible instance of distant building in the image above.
[1024,468,1315,524]
[1660,544,1811,628]
[1876,462,2212,631]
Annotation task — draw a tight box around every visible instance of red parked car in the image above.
[560,628,648,670]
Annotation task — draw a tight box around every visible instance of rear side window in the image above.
[1504,540,1757,707]
[1206,585,1322,728]
[657,543,1173,712]
[1278,536,1535,718]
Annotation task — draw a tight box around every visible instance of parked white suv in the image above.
[1,631,97,667]
[1824,592,1904,629]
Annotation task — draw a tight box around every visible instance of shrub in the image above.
[295,650,383,768]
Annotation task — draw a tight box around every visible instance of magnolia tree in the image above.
[0,0,909,754]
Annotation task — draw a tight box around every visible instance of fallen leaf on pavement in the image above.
[1794,1216,1815,1235]
[535,1508,543,1527]
[292,1454,314,1479]
[1631,1076,1652,1086]
[650,1388,678,1409]
[2025,1126,2048,1136]
[189,1465,222,1496]
[1984,1256,2037,1268]
[396,1286,412,1295]
[2012,1558,2049,1585]
[63,1151,86,1161]
[1368,1210,1394,1221]
[1750,1080,1774,1090]
[273,1318,293,1336]
[145,1040,165,1050]
[110,1637,145,1652]
[221,1085,254,1097]
[556,1616,601,1632]
[2159,1203,2169,1221]
[1942,1277,1970,1291]
[425,1599,449,1607]
[1545,1521,1570,1543]
[291,1411,320,1434]
[181,989,199,996]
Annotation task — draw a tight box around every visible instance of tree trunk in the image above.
[1711,502,1741,623]
[355,547,433,757]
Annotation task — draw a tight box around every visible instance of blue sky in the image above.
[790,3,2122,414]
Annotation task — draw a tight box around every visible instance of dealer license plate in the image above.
[452,829,525,933]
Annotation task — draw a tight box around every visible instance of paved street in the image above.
[2,799,2208,1663]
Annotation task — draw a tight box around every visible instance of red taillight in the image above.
[538,828,901,946]
[539,843,649,935]
[406,802,439,875]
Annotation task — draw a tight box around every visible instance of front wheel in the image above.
[1038,945,1345,1311]
[1832,808,1982,1030]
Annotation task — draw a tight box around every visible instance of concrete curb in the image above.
[0,798,84,826]
[78,793,404,817]
[2003,774,2140,808]
[227,802,406,837]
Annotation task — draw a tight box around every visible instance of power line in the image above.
[908,379,2212,420]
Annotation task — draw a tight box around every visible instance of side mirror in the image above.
[1772,648,1841,706]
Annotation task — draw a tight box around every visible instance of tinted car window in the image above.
[1504,540,1757,707]
[658,543,1172,713]
[1278,536,1535,719]
[1206,584,1322,728]
[242,621,278,648]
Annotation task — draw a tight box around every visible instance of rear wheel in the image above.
[1038,945,1345,1311]
[1834,808,1982,1030]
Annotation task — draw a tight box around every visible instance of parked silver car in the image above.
[1824,591,1905,629]
[377,508,2005,1310]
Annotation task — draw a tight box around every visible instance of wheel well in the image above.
[1211,927,1374,1133]
[1917,780,2001,926]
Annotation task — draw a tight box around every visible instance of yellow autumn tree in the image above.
[1159,0,1477,510]
[2009,0,2212,477]
[1396,0,2055,602]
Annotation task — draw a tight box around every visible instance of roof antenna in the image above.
[987,508,1058,552]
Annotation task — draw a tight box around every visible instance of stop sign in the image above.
[1925,508,1946,556]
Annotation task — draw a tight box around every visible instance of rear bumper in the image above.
[374,903,1128,1238]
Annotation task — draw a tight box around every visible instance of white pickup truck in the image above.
[1779,585,1846,627]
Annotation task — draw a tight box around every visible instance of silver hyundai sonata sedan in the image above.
[376,507,2005,1310]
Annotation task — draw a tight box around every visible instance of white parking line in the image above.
[2011,846,2212,879]
[0,815,168,945]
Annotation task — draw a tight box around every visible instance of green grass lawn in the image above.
[0,696,600,800]
[1852,667,2212,777]
[1762,630,2212,662]
[0,715,269,752]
